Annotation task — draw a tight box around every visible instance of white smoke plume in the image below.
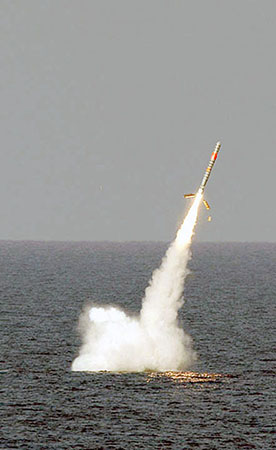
[72,193,202,372]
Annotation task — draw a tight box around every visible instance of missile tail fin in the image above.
[184,194,196,199]
[203,199,210,210]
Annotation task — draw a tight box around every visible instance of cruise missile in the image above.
[184,141,221,215]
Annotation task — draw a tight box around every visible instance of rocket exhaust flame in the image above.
[72,143,220,372]
[175,192,202,248]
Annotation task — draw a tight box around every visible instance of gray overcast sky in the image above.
[0,0,275,242]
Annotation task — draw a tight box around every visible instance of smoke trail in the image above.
[72,193,202,372]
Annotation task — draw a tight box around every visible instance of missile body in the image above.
[184,141,221,214]
[198,141,221,194]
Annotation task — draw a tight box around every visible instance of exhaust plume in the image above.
[72,192,202,372]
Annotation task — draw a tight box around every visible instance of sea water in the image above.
[1,241,275,449]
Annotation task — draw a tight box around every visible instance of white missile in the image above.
[184,141,221,216]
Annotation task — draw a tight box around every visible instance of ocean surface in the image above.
[1,241,275,449]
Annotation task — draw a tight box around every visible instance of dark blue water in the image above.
[1,241,275,449]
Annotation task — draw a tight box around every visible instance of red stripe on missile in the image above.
[211,152,218,161]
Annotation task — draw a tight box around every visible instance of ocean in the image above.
[1,241,275,449]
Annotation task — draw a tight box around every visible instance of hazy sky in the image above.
[0,0,275,242]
